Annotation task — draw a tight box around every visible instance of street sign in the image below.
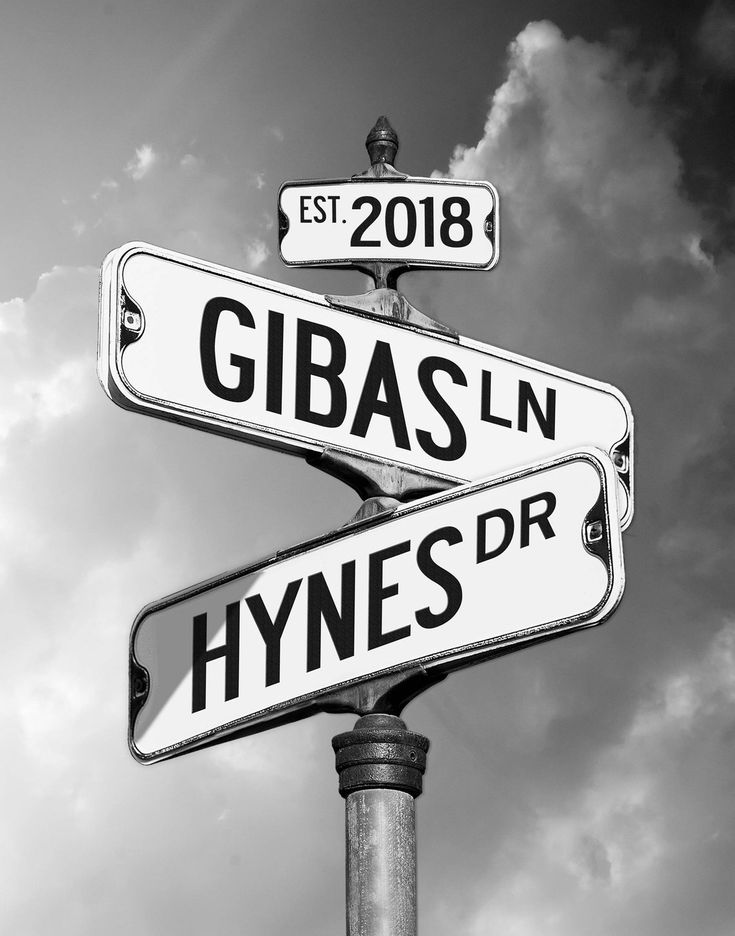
[99,242,634,527]
[129,448,624,763]
[278,178,498,270]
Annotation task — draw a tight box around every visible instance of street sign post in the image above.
[99,242,634,526]
[102,117,634,936]
[279,178,498,270]
[128,448,623,764]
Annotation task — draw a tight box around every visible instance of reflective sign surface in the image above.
[129,449,624,763]
[99,243,634,526]
[278,178,498,270]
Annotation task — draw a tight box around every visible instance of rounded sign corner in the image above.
[128,734,152,766]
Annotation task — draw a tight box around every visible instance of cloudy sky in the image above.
[2,1,735,933]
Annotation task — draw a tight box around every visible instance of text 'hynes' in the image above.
[190,489,557,712]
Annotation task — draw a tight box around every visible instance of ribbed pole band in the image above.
[332,713,429,798]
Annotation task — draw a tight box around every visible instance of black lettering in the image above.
[266,309,284,414]
[295,319,347,428]
[480,370,512,428]
[368,541,411,649]
[419,197,434,247]
[385,196,417,248]
[518,381,556,440]
[246,579,302,687]
[440,197,472,247]
[520,492,556,547]
[477,508,514,562]
[313,195,327,223]
[306,561,356,672]
[351,196,381,247]
[416,356,467,461]
[300,196,311,223]
[351,341,410,449]
[327,195,339,223]
[191,603,240,713]
[200,297,255,402]
[415,527,463,628]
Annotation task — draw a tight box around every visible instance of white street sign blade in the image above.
[278,178,498,270]
[129,448,624,764]
[99,243,634,527]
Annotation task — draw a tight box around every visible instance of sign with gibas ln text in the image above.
[99,243,634,526]
[129,449,624,763]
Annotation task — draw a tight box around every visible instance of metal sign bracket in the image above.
[325,286,457,338]
[306,447,455,503]
[320,664,448,718]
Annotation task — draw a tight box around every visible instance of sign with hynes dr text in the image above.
[99,243,634,527]
[129,448,624,763]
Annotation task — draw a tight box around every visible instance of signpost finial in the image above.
[366,115,399,168]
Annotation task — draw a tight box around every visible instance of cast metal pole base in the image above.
[333,714,430,936]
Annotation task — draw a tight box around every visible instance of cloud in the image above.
[697,1,735,76]
[75,145,267,279]
[0,266,97,447]
[447,21,697,267]
[86,147,256,272]
[420,22,715,375]
[0,295,24,334]
[243,236,270,270]
[124,143,158,181]
[403,22,735,936]
[180,153,202,172]
[92,178,119,201]
[0,258,355,935]
[658,379,735,597]
[422,18,733,487]
[459,619,735,936]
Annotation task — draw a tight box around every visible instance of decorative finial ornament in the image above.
[366,116,399,167]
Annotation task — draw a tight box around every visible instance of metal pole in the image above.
[332,714,430,936]
[327,117,435,936]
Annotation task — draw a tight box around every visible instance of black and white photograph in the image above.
[2,2,734,934]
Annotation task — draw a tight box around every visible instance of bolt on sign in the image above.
[98,242,634,527]
[128,448,624,764]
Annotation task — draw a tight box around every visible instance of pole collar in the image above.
[332,713,430,798]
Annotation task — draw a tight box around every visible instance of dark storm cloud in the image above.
[697,1,735,77]
[407,21,735,935]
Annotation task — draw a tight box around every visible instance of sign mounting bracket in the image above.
[324,285,457,338]
[319,664,448,717]
[305,448,455,503]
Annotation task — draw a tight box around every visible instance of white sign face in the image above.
[278,178,498,270]
[99,243,634,527]
[129,449,624,763]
